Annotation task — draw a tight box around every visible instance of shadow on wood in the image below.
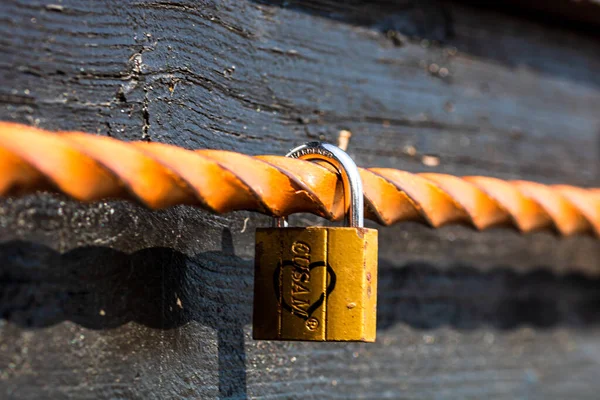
[0,229,249,399]
[1,232,600,397]
[378,261,600,330]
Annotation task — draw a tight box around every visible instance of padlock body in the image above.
[253,227,377,341]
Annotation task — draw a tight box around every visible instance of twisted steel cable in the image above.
[0,121,598,237]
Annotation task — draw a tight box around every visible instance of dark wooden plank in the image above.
[0,0,599,399]
[457,0,600,31]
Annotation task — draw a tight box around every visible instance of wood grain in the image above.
[0,0,599,398]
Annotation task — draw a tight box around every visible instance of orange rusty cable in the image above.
[0,121,598,237]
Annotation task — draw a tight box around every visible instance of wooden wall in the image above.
[0,0,599,398]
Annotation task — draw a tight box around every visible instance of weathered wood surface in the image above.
[0,0,600,398]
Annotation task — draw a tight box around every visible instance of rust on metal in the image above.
[0,121,598,237]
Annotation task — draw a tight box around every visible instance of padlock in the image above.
[253,142,378,342]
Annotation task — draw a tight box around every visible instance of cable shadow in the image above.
[0,229,249,399]
[377,260,600,330]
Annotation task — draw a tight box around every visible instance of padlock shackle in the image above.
[273,142,364,228]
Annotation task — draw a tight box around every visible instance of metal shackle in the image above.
[273,142,364,228]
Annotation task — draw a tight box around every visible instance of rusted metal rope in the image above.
[0,121,598,236]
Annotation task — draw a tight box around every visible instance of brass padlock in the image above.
[253,142,378,342]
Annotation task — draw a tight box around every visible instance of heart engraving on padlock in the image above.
[273,261,337,320]
[253,142,377,342]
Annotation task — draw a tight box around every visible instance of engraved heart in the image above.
[273,261,336,320]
